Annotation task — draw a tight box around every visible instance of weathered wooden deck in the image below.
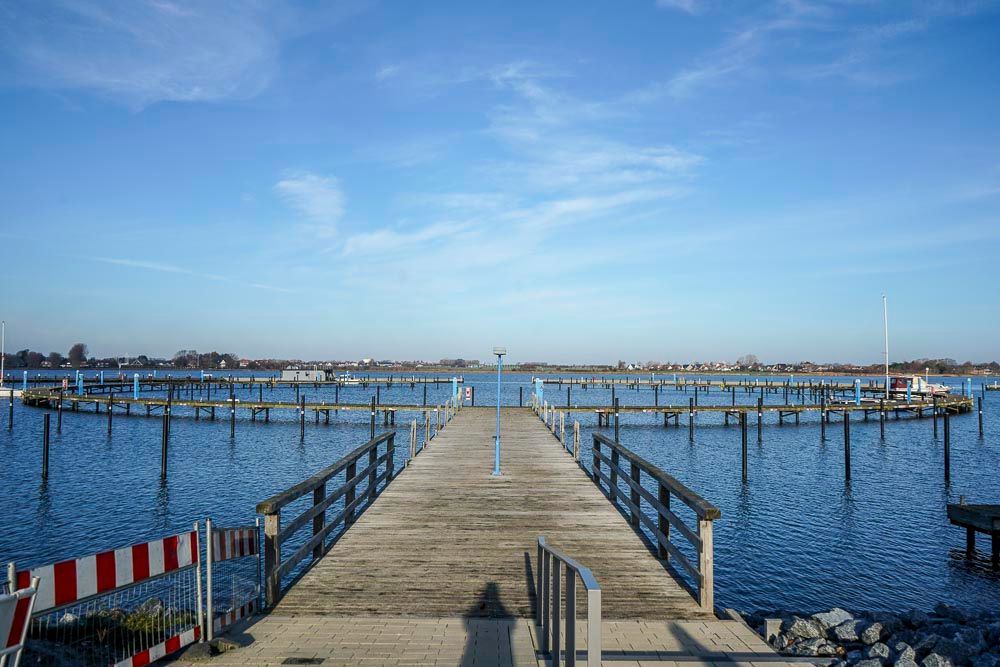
[274,407,713,620]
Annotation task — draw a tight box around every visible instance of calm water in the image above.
[1,371,997,614]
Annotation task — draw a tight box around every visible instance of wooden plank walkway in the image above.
[274,407,713,620]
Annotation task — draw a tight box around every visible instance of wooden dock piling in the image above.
[843,413,851,481]
[944,412,951,482]
[42,413,50,480]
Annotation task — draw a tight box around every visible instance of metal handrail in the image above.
[537,536,601,667]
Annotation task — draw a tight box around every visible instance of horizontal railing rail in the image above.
[537,536,601,667]
[591,432,720,610]
[256,431,396,606]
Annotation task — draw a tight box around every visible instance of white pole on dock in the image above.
[0,320,5,389]
[493,347,506,477]
[882,294,890,400]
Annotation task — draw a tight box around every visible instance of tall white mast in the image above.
[0,320,5,389]
[882,294,889,399]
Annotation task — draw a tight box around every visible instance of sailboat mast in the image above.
[882,295,889,399]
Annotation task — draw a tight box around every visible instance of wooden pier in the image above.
[947,502,1000,569]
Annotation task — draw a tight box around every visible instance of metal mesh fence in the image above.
[21,565,201,666]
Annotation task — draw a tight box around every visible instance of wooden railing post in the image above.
[698,518,714,610]
[610,449,619,499]
[264,512,281,607]
[425,411,430,444]
[573,421,580,461]
[560,412,565,444]
[658,483,670,561]
[629,461,640,527]
[592,437,600,484]
[410,419,417,462]
[368,441,378,501]
[345,460,357,526]
[387,433,395,481]
[312,483,325,561]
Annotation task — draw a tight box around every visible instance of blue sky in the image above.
[1,0,998,364]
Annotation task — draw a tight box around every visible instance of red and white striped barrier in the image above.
[14,530,199,613]
[0,578,38,663]
[112,626,200,667]
[212,599,256,634]
[210,526,258,563]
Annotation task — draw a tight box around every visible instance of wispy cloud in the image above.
[274,171,345,239]
[96,257,292,292]
[655,0,703,15]
[0,1,366,109]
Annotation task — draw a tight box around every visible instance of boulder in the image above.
[907,611,931,628]
[896,661,919,667]
[935,604,970,625]
[916,635,944,659]
[857,660,886,667]
[867,643,892,662]
[863,624,891,645]
[814,609,856,630]
[970,655,999,667]
[894,642,917,663]
[788,638,839,657]
[833,619,869,643]
[785,617,824,640]
[922,654,954,667]
[934,638,978,665]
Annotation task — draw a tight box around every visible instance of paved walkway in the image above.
[173,614,797,666]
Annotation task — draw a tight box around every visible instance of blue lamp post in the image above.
[492,347,506,476]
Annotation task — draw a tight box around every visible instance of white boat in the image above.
[890,375,950,396]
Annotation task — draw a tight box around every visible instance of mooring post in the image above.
[230,391,236,438]
[471,385,475,406]
[978,397,984,437]
[160,412,169,478]
[422,384,427,406]
[8,389,13,429]
[300,396,305,440]
[741,411,748,481]
[519,386,523,407]
[41,413,50,480]
[410,419,417,461]
[756,397,763,442]
[106,393,113,434]
[654,384,659,406]
[879,399,885,440]
[843,413,851,481]
[370,397,376,440]
[566,385,571,408]
[933,396,939,437]
[944,411,951,481]
[688,397,695,442]
[614,398,620,442]
[820,397,826,440]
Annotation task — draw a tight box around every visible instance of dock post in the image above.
[566,385,570,408]
[42,413,50,480]
[160,413,168,478]
[300,397,306,440]
[879,399,885,440]
[370,397,376,440]
[614,398,620,442]
[741,412,748,481]
[425,411,430,444]
[979,397,984,437]
[757,397,763,443]
[263,513,280,607]
[654,384,659,406]
[820,397,826,440]
[106,394,113,434]
[471,386,475,406]
[843,413,851,481]
[422,384,426,406]
[8,389,12,429]
[933,396,939,437]
[688,398,695,442]
[944,412,951,482]
[630,461,640,527]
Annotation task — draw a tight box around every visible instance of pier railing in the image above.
[537,536,601,667]
[257,431,396,606]
[591,433,720,610]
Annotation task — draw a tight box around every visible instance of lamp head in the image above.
[493,347,507,356]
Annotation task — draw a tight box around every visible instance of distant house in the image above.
[239,359,250,369]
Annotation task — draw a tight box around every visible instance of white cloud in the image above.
[274,171,345,239]
[96,257,291,292]
[0,1,366,108]
[656,0,702,14]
